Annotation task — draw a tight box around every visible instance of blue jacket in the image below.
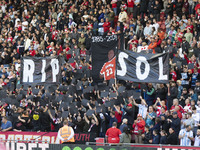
[98,13,104,21]
[191,93,198,102]
[104,113,118,128]
[160,136,167,144]
[152,135,160,144]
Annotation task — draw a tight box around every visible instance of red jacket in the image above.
[132,119,145,135]
[170,105,185,114]
[103,22,111,33]
[30,50,36,56]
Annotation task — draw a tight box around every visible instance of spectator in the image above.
[98,18,104,36]
[192,107,200,136]
[148,36,158,54]
[153,0,161,21]
[105,111,118,128]
[185,28,193,43]
[118,8,128,23]
[160,130,167,144]
[144,22,152,38]
[194,129,200,146]
[145,106,156,127]
[183,112,195,130]
[168,111,181,135]
[72,115,85,133]
[133,96,148,119]
[152,129,159,144]
[105,122,122,144]
[167,127,178,145]
[144,83,156,106]
[121,103,135,127]
[114,105,123,125]
[0,116,12,132]
[179,125,193,146]
[103,18,111,35]
[111,0,117,16]
[84,113,99,133]
[132,114,145,143]
[127,0,134,16]
[153,98,167,117]
[167,26,177,43]
[119,118,128,133]
[142,126,152,144]
[120,127,131,143]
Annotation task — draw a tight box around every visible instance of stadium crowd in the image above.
[0,0,200,146]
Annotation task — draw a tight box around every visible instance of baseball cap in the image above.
[137,114,142,117]
[173,111,178,115]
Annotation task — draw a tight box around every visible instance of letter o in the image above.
[136,56,150,80]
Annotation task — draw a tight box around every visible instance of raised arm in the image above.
[133,99,138,107]
[114,105,122,114]
[153,97,160,109]
[92,114,99,126]
[87,103,93,110]
[84,113,90,124]
[48,109,54,120]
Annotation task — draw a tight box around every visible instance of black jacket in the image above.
[123,107,135,126]
[143,131,152,144]
[154,3,161,14]
[171,117,181,135]
[165,3,173,16]
[169,86,178,99]
[73,119,85,133]
[156,87,167,100]
[182,41,190,54]
[175,2,183,13]
[140,0,148,13]
[167,132,178,145]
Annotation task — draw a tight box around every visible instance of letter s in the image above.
[117,52,128,76]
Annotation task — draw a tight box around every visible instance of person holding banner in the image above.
[57,119,75,144]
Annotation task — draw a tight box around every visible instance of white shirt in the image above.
[1,5,6,13]
[57,126,74,143]
[22,21,28,31]
[24,38,31,50]
[31,19,37,27]
[152,23,159,31]
[98,22,104,33]
[138,104,147,119]
[194,135,200,146]
[179,129,193,146]
[144,26,152,37]
[15,18,20,28]
[192,113,200,127]
[197,106,200,114]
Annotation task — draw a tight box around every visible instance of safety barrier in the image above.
[0,131,96,144]
[0,131,200,150]
[1,142,200,150]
